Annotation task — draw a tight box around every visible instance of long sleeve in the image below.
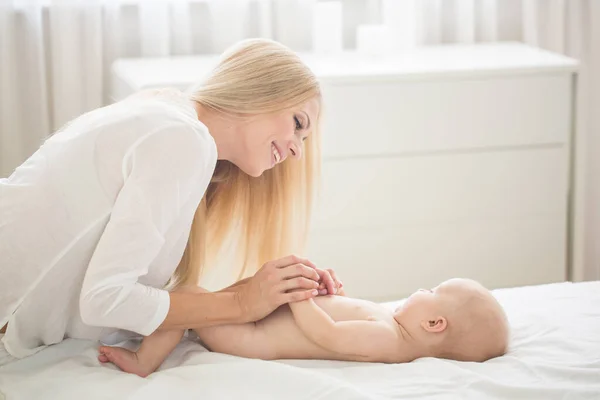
[79,123,216,336]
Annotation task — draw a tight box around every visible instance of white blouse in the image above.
[0,90,217,358]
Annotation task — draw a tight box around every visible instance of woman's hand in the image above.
[232,255,322,322]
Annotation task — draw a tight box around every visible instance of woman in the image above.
[0,39,342,362]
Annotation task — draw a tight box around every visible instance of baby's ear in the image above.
[420,317,447,333]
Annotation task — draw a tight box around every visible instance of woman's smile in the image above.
[271,141,283,167]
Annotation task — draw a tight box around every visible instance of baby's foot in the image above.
[98,346,154,378]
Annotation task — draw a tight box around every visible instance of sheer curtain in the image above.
[1,0,598,280]
[0,0,315,176]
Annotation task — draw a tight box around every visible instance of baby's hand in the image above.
[316,268,344,296]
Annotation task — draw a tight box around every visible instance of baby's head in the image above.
[394,278,509,362]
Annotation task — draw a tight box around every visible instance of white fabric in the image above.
[0,281,598,400]
[0,90,217,359]
[0,335,16,367]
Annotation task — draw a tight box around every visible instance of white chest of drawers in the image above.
[111,43,578,300]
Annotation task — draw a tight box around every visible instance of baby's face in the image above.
[395,279,509,361]
[394,279,474,326]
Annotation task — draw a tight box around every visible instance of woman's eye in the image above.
[294,116,303,130]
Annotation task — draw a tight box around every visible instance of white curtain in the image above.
[1,0,598,280]
[0,0,316,176]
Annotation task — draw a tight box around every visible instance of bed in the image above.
[1,281,599,400]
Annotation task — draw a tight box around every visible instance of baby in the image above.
[98,278,509,377]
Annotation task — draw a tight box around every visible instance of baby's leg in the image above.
[153,284,276,359]
[194,322,276,360]
[98,285,205,377]
[99,329,185,378]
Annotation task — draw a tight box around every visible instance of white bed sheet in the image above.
[1,281,599,400]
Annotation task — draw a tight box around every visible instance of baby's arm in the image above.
[288,300,398,360]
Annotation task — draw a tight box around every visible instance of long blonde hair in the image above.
[169,39,322,288]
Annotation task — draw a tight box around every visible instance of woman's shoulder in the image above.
[120,93,217,181]
[123,88,196,122]
[121,89,216,154]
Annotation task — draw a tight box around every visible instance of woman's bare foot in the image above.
[98,346,155,378]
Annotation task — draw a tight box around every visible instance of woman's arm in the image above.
[160,269,345,330]
[161,255,327,329]
[219,277,251,292]
[159,290,243,330]
[159,285,244,329]
[80,125,215,336]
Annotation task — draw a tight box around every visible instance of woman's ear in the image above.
[420,316,447,333]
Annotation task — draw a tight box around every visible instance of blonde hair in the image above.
[168,38,322,288]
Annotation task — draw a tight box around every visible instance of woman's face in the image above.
[233,97,320,177]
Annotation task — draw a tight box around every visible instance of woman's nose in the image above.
[287,140,302,160]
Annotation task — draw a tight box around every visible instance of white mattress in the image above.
[1,281,599,400]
